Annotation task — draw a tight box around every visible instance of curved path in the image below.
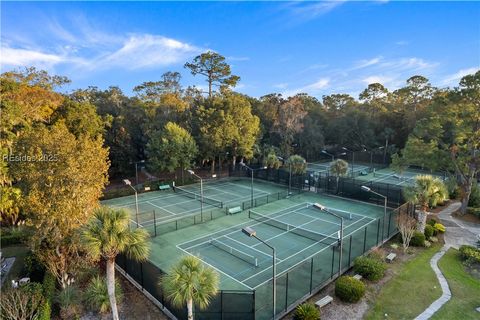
[415,201,480,320]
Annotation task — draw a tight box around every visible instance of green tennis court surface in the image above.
[355,167,447,186]
[147,191,391,291]
[101,177,288,230]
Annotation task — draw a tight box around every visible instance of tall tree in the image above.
[146,122,198,182]
[162,255,219,320]
[82,207,150,320]
[330,159,349,193]
[359,83,390,115]
[184,51,240,98]
[133,71,182,103]
[11,123,109,287]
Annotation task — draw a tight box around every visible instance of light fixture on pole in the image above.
[123,179,139,227]
[187,170,204,222]
[361,186,388,242]
[135,160,146,186]
[315,203,344,275]
[321,150,334,162]
[242,227,276,319]
[240,163,267,207]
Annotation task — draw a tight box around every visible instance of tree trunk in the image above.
[232,155,237,168]
[106,258,120,320]
[336,176,339,194]
[416,210,427,233]
[459,178,473,215]
[208,77,212,99]
[181,165,184,184]
[187,298,194,320]
[211,158,215,174]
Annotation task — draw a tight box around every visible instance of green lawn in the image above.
[431,248,480,320]
[1,245,29,288]
[365,244,443,320]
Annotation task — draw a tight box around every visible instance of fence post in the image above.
[285,273,289,311]
[153,210,157,237]
[348,235,353,266]
[309,258,314,293]
[363,226,367,253]
[330,246,335,278]
[376,219,381,245]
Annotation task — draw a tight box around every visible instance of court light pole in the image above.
[187,170,204,222]
[277,156,293,195]
[123,179,139,227]
[361,186,388,242]
[316,204,344,275]
[321,150,334,162]
[242,227,276,320]
[135,160,145,186]
[240,163,267,207]
[342,147,355,178]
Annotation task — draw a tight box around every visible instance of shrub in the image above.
[424,240,431,247]
[459,245,480,264]
[24,252,46,282]
[429,236,438,243]
[293,302,320,320]
[433,223,446,233]
[468,184,480,207]
[467,207,480,218]
[335,276,366,303]
[38,272,56,320]
[353,256,387,281]
[424,225,434,239]
[56,286,81,319]
[410,231,426,247]
[367,249,384,261]
[0,283,44,319]
[427,219,437,227]
[84,275,122,314]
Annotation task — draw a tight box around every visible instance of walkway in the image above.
[415,201,480,320]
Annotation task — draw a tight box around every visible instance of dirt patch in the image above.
[452,211,480,224]
[80,276,169,320]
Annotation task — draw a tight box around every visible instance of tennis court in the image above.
[101,177,288,232]
[307,161,370,175]
[177,202,376,290]
[356,167,447,186]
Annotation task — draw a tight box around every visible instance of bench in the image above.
[386,253,397,263]
[315,295,333,308]
[228,207,242,215]
[360,171,369,176]
[353,274,363,280]
[159,184,170,191]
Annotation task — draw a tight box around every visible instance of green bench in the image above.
[228,206,242,215]
[159,184,170,191]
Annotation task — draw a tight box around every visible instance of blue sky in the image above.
[1,1,479,98]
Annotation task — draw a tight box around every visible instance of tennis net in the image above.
[210,238,258,267]
[373,172,415,181]
[249,211,339,246]
[175,186,223,208]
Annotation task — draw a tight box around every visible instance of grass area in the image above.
[1,245,29,288]
[365,244,443,320]
[431,249,480,320]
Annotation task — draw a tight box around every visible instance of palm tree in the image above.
[403,175,448,232]
[161,255,219,320]
[82,207,150,320]
[330,159,349,193]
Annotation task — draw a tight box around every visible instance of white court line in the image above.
[179,203,309,249]
[295,210,341,226]
[223,235,278,261]
[251,217,378,289]
[146,201,178,216]
[176,245,254,290]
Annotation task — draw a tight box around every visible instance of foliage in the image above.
[330,159,349,177]
[467,207,480,218]
[424,224,434,239]
[85,275,123,314]
[184,51,240,98]
[0,227,28,246]
[0,283,45,320]
[427,219,437,227]
[410,231,426,247]
[293,302,320,320]
[264,151,282,169]
[82,206,150,320]
[353,256,387,281]
[395,210,417,252]
[11,122,109,287]
[147,122,198,175]
[334,276,366,303]
[56,285,81,319]
[287,154,307,175]
[458,245,480,264]
[161,255,219,320]
[39,272,56,320]
[468,184,480,207]
[433,223,446,233]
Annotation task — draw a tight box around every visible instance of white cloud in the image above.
[441,67,479,86]
[353,56,383,70]
[101,34,203,70]
[273,83,288,89]
[362,75,393,85]
[395,40,409,46]
[282,78,330,97]
[227,56,250,61]
[0,46,65,68]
